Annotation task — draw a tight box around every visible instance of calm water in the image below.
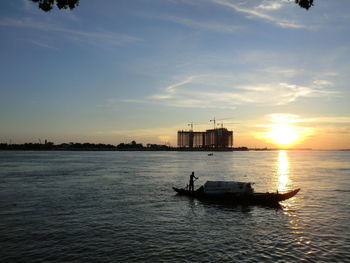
[0,150,349,262]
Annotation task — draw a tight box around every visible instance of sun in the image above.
[253,113,315,147]
[267,124,300,146]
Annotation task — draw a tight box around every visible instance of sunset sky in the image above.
[1,0,350,149]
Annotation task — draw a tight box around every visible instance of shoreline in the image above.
[0,145,319,151]
[2,143,348,151]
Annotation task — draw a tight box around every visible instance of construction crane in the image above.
[210,117,216,130]
[217,122,224,129]
[217,122,239,129]
[188,122,194,131]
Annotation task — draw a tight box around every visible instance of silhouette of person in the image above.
[189,171,198,193]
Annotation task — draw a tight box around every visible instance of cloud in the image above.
[115,74,338,109]
[145,75,242,109]
[19,38,59,50]
[267,113,316,123]
[312,117,350,124]
[0,17,141,47]
[320,127,350,135]
[278,81,338,104]
[156,14,241,33]
[210,0,312,29]
[260,67,299,77]
[264,113,350,126]
[256,1,284,10]
[313,80,333,86]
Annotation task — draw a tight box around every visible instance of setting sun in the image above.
[251,113,316,147]
[267,125,300,146]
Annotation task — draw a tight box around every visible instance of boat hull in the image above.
[172,187,300,206]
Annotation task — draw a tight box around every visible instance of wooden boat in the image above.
[173,181,300,206]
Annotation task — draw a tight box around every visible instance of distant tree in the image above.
[30,0,79,12]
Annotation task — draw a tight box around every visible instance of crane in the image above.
[217,122,239,129]
[210,117,216,130]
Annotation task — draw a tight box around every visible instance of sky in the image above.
[1,0,350,149]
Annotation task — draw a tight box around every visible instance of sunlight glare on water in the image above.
[276,150,290,192]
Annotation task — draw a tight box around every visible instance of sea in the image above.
[0,150,349,263]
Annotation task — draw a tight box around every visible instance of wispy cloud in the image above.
[260,67,300,77]
[111,73,339,110]
[264,113,350,126]
[267,113,316,123]
[19,38,59,50]
[256,1,284,10]
[0,17,141,47]
[210,0,312,29]
[277,81,338,104]
[312,116,350,124]
[156,14,241,33]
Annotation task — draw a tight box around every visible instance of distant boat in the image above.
[208,153,214,156]
[173,181,300,206]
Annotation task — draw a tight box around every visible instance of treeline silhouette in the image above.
[0,141,250,151]
[0,142,115,151]
[0,141,173,151]
[30,0,314,12]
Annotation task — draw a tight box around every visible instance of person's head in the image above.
[192,171,194,175]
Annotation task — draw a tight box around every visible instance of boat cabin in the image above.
[203,181,254,195]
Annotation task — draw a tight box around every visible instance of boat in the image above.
[173,181,300,206]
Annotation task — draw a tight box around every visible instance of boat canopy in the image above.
[204,181,254,195]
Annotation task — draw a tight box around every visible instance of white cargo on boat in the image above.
[203,181,253,195]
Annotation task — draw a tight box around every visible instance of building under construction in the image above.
[177,127,233,148]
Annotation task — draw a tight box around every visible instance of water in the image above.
[0,150,349,262]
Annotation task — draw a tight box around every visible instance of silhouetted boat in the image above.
[173,181,300,206]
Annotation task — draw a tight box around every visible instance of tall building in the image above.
[177,128,233,148]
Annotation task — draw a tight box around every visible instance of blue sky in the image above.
[1,0,350,148]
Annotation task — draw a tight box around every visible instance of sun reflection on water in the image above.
[276,151,307,247]
[276,150,290,192]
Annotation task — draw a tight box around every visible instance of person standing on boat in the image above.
[189,171,198,193]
